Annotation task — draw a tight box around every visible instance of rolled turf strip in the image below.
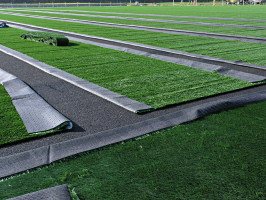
[0,22,9,28]
[20,31,69,46]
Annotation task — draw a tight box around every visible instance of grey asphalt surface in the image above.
[0,51,265,157]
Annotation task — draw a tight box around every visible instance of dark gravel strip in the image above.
[0,51,265,157]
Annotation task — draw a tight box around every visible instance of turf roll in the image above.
[20,31,69,46]
[0,22,9,28]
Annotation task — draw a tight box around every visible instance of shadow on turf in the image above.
[68,42,79,47]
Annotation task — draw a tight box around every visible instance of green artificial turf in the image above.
[0,85,28,146]
[1,13,266,66]
[10,9,266,27]
[21,31,69,46]
[11,5,266,20]
[3,10,266,38]
[1,101,265,199]
[0,28,256,109]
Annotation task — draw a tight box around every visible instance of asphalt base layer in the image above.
[0,51,265,178]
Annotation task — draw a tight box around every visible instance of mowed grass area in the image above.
[1,101,265,200]
[4,9,266,38]
[1,14,266,66]
[0,28,255,109]
[5,9,266,27]
[13,5,266,20]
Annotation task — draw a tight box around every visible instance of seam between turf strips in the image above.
[29,9,266,23]
[0,89,265,179]
[2,21,266,82]
[0,68,72,133]
[1,10,266,30]
[0,45,153,113]
[1,11,266,45]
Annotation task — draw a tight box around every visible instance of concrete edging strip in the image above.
[0,45,153,113]
[4,20,266,83]
[7,184,71,200]
[0,89,265,178]
[0,68,72,133]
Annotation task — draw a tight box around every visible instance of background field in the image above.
[8,5,266,20]
[1,13,266,66]
[4,9,266,37]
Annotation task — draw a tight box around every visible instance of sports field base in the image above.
[0,101,265,199]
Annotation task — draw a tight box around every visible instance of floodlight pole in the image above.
[173,0,174,6]
[222,0,224,6]
[130,0,132,6]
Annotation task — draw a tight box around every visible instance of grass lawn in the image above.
[1,14,266,67]
[0,101,265,199]
[2,10,266,38]
[0,28,256,109]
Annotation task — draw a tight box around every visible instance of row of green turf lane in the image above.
[2,10,266,38]
[0,28,255,109]
[1,101,265,199]
[1,13,266,66]
[11,5,266,20]
[4,9,266,27]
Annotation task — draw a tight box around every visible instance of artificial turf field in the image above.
[0,5,265,199]
[0,101,265,199]
[0,28,255,109]
[2,6,266,38]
